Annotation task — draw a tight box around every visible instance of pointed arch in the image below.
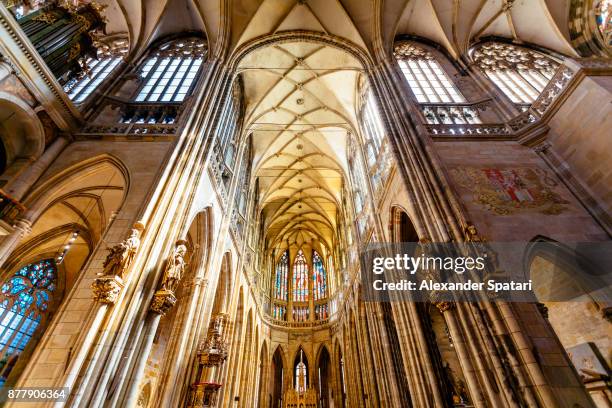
[389,205,419,243]
[22,154,129,217]
[212,251,232,314]
[315,344,331,408]
[257,340,268,408]
[0,92,45,176]
[182,207,214,277]
[270,345,286,408]
[3,154,129,297]
[238,309,254,408]
[293,345,309,392]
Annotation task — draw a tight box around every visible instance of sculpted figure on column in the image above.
[160,240,188,293]
[102,228,141,279]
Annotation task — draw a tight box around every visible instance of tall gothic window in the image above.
[65,57,121,102]
[0,259,57,387]
[360,91,393,191]
[394,43,465,104]
[471,42,559,104]
[362,92,385,154]
[134,38,207,103]
[274,251,289,301]
[64,38,129,103]
[294,350,308,393]
[394,42,482,125]
[312,251,327,301]
[292,249,308,302]
[233,139,252,238]
[348,137,370,237]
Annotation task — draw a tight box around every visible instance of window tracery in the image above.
[63,38,129,102]
[134,38,207,103]
[394,42,484,125]
[471,42,559,104]
[0,259,57,387]
[394,43,465,104]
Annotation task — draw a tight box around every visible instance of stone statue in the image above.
[102,228,141,279]
[160,241,188,293]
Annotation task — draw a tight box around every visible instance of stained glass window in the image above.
[0,259,57,388]
[292,250,308,302]
[312,251,327,301]
[134,38,207,103]
[315,304,328,320]
[471,43,559,104]
[274,251,288,301]
[292,306,309,322]
[272,304,286,321]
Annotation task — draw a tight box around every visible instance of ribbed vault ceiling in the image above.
[238,41,362,253]
[96,0,577,60]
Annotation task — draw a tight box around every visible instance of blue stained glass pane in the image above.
[0,328,15,345]
[8,313,23,329]
[1,310,14,326]
[0,259,57,389]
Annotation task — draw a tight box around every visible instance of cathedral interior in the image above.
[0,0,611,407]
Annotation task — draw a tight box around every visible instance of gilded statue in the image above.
[160,241,188,293]
[102,228,140,279]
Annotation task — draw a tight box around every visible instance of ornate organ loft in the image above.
[0,0,610,407]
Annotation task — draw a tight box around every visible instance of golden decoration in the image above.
[33,12,58,24]
[68,43,81,61]
[150,289,177,315]
[435,301,455,313]
[91,275,124,304]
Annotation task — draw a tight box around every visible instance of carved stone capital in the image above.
[150,289,177,315]
[92,275,124,304]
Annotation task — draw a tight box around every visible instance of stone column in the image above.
[0,218,30,267]
[4,135,69,201]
